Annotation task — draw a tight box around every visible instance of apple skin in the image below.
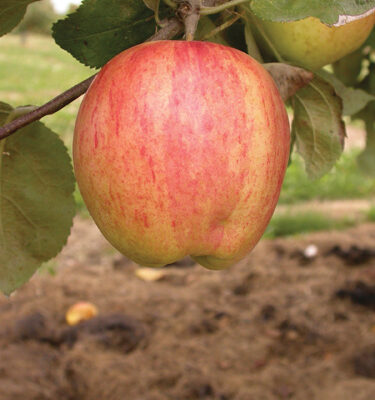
[73,41,290,269]
[257,14,375,71]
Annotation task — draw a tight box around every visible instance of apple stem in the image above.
[0,18,184,141]
[185,15,200,40]
[177,0,201,41]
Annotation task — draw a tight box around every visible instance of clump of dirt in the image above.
[1,218,375,399]
[12,312,147,350]
[336,281,375,310]
[327,245,375,265]
[353,346,375,379]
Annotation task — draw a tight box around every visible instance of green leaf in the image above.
[250,0,375,24]
[292,76,345,179]
[0,0,39,37]
[318,70,375,116]
[241,5,283,63]
[0,102,13,123]
[143,0,158,10]
[0,105,75,295]
[332,48,363,87]
[52,0,167,68]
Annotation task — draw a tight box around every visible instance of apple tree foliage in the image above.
[0,0,375,294]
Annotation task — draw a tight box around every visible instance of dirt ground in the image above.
[1,217,375,400]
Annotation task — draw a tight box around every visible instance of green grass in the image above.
[265,211,355,239]
[38,259,57,276]
[280,151,375,204]
[0,34,92,146]
[367,206,375,222]
[1,34,375,221]
[0,34,92,212]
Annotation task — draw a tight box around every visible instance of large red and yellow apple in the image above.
[256,13,375,71]
[73,41,290,269]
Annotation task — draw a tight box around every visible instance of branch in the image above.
[146,17,183,41]
[0,18,183,141]
[201,10,243,41]
[200,0,248,15]
[0,76,96,140]
[177,0,201,41]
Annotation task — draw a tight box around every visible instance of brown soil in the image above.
[1,218,375,400]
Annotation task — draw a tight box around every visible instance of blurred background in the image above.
[0,2,375,399]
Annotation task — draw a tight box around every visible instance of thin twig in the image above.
[0,18,183,140]
[248,12,284,63]
[154,0,163,27]
[0,76,96,140]
[201,10,243,41]
[146,17,184,41]
[162,0,177,9]
[200,0,248,15]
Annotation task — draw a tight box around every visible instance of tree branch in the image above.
[146,17,184,41]
[0,76,96,140]
[0,18,183,140]
[177,0,201,41]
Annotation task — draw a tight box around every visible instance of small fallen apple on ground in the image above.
[255,13,375,71]
[66,301,98,326]
[73,41,290,270]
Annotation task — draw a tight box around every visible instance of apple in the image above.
[73,41,290,270]
[255,14,375,71]
[66,301,98,326]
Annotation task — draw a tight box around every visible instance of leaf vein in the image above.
[58,17,151,43]
[2,194,37,230]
